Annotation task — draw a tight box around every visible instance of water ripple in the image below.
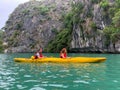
[48,84,68,88]
[30,87,46,90]
[0,53,120,90]
[17,85,27,89]
[24,75,32,78]
[24,80,40,83]
[73,80,90,84]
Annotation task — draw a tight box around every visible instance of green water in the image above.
[0,53,120,90]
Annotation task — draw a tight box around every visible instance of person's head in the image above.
[61,48,67,53]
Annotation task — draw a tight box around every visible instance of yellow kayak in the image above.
[14,57,106,63]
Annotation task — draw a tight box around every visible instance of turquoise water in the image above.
[0,53,120,90]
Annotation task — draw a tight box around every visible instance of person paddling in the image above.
[38,48,44,58]
[60,48,67,58]
[34,48,44,59]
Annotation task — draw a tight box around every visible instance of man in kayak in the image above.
[34,48,44,59]
[60,48,67,58]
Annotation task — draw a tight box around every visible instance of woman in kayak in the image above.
[60,48,67,58]
[34,48,44,59]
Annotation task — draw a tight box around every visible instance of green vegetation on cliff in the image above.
[100,0,109,11]
[46,0,120,52]
[46,29,72,52]
[46,2,84,52]
[103,0,120,49]
[103,26,120,48]
[45,11,74,52]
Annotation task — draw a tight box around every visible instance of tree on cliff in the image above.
[112,9,120,27]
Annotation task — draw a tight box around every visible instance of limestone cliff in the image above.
[70,0,120,53]
[3,0,120,53]
[3,0,71,52]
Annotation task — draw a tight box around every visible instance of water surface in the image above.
[0,53,120,90]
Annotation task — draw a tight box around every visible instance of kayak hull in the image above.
[14,57,106,63]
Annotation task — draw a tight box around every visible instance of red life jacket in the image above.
[39,53,43,57]
[60,53,67,58]
[64,53,67,58]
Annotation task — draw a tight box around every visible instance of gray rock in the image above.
[3,0,120,53]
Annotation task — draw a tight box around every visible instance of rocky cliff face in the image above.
[71,0,105,52]
[70,0,120,53]
[3,0,71,52]
[3,0,120,53]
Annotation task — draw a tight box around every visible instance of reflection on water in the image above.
[0,53,120,90]
[12,62,106,90]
